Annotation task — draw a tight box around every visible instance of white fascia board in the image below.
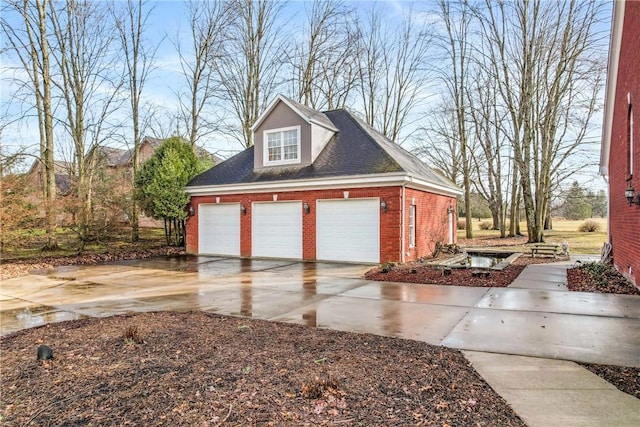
[186,173,462,197]
[309,118,339,132]
[404,176,463,197]
[600,0,625,177]
[279,97,338,132]
[187,173,407,195]
[251,95,290,132]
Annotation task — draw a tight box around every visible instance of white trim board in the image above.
[187,172,462,198]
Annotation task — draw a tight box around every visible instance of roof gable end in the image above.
[251,94,338,133]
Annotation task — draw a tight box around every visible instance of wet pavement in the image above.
[465,351,640,427]
[1,255,639,367]
[4,255,638,426]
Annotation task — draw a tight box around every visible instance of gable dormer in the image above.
[252,95,338,170]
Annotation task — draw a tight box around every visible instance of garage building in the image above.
[185,95,461,264]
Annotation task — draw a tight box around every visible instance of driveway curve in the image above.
[1,255,639,367]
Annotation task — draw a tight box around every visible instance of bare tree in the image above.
[1,0,58,249]
[468,71,509,236]
[355,5,433,143]
[216,0,284,148]
[286,0,358,111]
[49,0,123,249]
[176,0,230,149]
[477,0,605,242]
[434,0,475,238]
[414,102,462,185]
[112,0,157,242]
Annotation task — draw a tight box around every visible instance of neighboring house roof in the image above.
[55,172,72,194]
[26,160,73,195]
[600,0,625,176]
[139,136,223,165]
[97,146,130,167]
[26,137,220,195]
[187,108,461,197]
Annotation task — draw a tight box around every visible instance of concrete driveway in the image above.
[1,255,639,367]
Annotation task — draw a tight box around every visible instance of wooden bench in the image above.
[531,244,559,258]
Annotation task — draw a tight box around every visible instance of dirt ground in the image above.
[1,312,526,426]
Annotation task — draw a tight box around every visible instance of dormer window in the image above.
[264,126,301,166]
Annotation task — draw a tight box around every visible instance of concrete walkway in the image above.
[1,255,639,425]
[463,259,640,427]
[465,351,640,427]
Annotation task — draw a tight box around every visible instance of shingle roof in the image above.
[278,95,338,131]
[99,137,221,166]
[187,109,459,193]
[98,146,130,166]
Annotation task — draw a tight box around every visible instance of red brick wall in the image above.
[186,186,453,263]
[609,1,640,286]
[404,188,457,260]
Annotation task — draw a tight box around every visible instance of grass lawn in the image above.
[458,217,607,254]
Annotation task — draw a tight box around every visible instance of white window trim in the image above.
[263,125,301,167]
[409,204,416,248]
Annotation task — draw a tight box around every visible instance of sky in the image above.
[1,0,613,194]
[1,0,421,161]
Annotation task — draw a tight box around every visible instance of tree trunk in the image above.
[36,0,58,250]
[508,158,519,237]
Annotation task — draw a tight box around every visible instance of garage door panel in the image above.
[198,204,240,256]
[316,199,380,263]
[252,202,302,259]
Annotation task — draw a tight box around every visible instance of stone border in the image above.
[428,249,522,271]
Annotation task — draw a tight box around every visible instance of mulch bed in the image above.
[364,256,566,288]
[366,264,526,287]
[566,266,640,295]
[577,364,640,399]
[0,312,526,426]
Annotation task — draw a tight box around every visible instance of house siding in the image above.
[187,186,453,263]
[609,0,640,286]
[253,101,313,168]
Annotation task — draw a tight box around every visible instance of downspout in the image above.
[603,175,610,244]
[448,201,455,245]
[401,184,406,263]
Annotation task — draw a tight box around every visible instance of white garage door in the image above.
[252,201,302,259]
[198,203,240,256]
[316,199,380,263]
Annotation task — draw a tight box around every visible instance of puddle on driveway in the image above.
[1,305,86,336]
[1,256,371,335]
[60,281,105,291]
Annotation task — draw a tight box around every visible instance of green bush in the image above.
[578,220,600,233]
